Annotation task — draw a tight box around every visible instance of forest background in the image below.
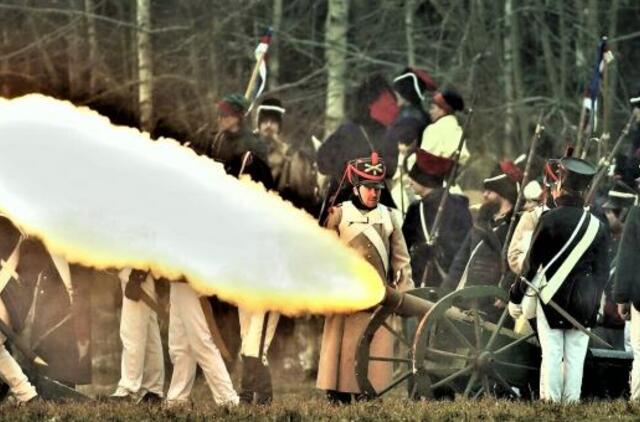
[1,0,639,190]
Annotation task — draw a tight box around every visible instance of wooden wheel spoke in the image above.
[381,321,411,348]
[493,332,536,355]
[376,371,412,396]
[463,371,478,397]
[490,369,513,393]
[369,356,411,364]
[424,347,470,360]
[493,359,538,371]
[442,317,474,350]
[472,386,484,400]
[430,364,473,390]
[486,308,509,351]
[482,375,492,397]
[472,307,482,349]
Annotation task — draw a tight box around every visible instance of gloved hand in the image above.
[124,269,147,301]
[508,301,523,319]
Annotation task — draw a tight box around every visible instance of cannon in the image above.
[353,285,630,400]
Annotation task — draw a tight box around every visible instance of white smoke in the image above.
[0,94,385,315]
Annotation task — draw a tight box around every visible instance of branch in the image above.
[0,3,189,33]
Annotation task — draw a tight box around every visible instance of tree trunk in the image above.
[405,0,416,67]
[67,0,82,98]
[558,1,568,99]
[502,0,516,157]
[539,0,560,98]
[509,0,527,152]
[136,0,153,133]
[270,0,283,89]
[1,26,10,97]
[84,0,98,96]
[323,0,349,139]
[208,8,219,126]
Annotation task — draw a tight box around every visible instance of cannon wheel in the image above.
[412,285,539,399]
[354,287,436,399]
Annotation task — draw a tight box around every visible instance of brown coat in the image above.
[316,202,413,393]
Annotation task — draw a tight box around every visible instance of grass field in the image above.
[2,374,640,421]
[2,395,640,421]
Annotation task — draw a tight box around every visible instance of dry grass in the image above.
[2,396,640,421]
[2,376,640,422]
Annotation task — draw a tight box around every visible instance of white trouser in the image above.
[113,269,165,397]
[238,307,279,362]
[0,298,37,402]
[166,282,238,405]
[629,306,640,400]
[536,303,589,403]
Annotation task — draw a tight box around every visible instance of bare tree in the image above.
[270,0,283,88]
[136,0,153,132]
[323,0,349,138]
[405,0,416,67]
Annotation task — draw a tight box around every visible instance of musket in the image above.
[519,277,612,349]
[585,112,635,205]
[0,318,47,366]
[498,114,544,287]
[0,317,92,401]
[419,107,474,286]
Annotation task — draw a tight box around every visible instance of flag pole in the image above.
[244,27,273,104]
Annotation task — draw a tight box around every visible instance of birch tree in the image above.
[136,0,153,132]
[324,0,349,138]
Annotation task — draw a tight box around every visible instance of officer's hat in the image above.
[217,93,249,118]
[393,68,438,107]
[431,90,465,114]
[557,157,597,193]
[257,98,286,126]
[602,181,638,210]
[483,160,523,204]
[347,152,387,189]
[408,149,454,188]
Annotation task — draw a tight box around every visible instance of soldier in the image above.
[595,182,638,350]
[511,157,609,403]
[614,187,640,400]
[402,149,472,287]
[391,67,437,141]
[316,152,413,404]
[317,75,401,222]
[420,90,469,164]
[387,68,438,216]
[0,215,38,404]
[110,268,164,402]
[443,160,522,293]
[205,93,267,164]
[222,150,281,405]
[165,277,239,406]
[257,97,320,213]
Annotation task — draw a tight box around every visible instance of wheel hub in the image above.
[475,350,494,371]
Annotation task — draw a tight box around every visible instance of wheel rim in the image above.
[412,286,539,399]
[354,287,436,398]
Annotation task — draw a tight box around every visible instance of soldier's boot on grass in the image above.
[239,355,258,404]
[254,360,273,405]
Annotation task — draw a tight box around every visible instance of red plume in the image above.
[499,160,523,183]
[371,151,379,165]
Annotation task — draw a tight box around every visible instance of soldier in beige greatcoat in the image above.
[316,153,413,404]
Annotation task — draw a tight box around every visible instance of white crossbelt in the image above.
[539,211,600,304]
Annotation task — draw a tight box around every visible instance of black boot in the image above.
[254,360,273,405]
[326,390,352,405]
[239,355,256,404]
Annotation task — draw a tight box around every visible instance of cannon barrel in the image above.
[381,286,436,317]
